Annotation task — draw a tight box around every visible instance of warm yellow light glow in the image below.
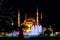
[50,33,54,36]
[48,25,53,32]
[18,9,20,27]
[1,32,4,35]
[25,22,33,27]
[23,18,35,27]
[36,8,39,25]
[43,27,47,32]
[50,32,55,37]
[24,28,31,33]
[28,25,31,27]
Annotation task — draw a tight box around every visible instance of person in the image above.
[18,25,27,38]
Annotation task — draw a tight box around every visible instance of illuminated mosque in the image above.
[0,8,55,37]
[18,8,43,38]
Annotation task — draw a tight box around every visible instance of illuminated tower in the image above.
[40,11,42,19]
[36,8,39,25]
[18,9,20,27]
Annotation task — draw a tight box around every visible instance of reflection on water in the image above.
[23,25,42,38]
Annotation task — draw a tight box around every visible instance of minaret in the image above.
[18,9,20,27]
[40,11,42,19]
[36,8,39,25]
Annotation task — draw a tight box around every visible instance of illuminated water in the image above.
[23,25,42,37]
[6,32,19,37]
[5,25,42,37]
[6,33,16,37]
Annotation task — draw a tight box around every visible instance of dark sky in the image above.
[19,0,46,23]
[0,0,60,32]
[19,0,50,26]
[19,0,60,31]
[0,0,18,32]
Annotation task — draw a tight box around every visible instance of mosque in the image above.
[0,8,55,37]
[18,8,43,38]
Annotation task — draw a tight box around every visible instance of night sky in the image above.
[19,0,60,32]
[19,0,43,23]
[0,0,18,32]
[19,0,49,26]
[0,0,60,32]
